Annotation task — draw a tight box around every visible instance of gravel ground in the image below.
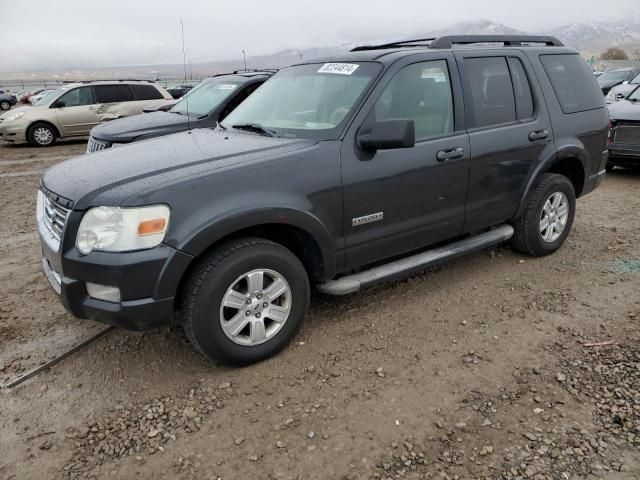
[0,139,639,480]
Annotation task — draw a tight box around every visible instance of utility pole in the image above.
[189,61,193,81]
[242,50,247,72]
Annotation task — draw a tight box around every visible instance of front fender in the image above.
[171,206,337,280]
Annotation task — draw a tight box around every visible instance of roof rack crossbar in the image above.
[350,35,563,52]
[428,35,564,49]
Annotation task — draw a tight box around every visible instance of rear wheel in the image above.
[180,237,310,365]
[512,173,576,257]
[0,100,10,111]
[27,122,57,147]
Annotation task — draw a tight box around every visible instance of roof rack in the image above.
[429,35,563,48]
[350,35,563,52]
[351,38,435,52]
[231,69,278,75]
[73,79,158,84]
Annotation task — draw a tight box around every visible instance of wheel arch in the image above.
[172,208,336,292]
[515,148,586,219]
[27,120,60,139]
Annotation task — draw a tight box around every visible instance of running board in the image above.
[318,224,514,295]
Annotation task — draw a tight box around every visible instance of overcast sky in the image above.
[1,0,638,72]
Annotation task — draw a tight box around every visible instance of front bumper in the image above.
[38,207,193,330]
[0,118,28,143]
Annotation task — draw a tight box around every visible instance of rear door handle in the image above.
[436,147,464,162]
[529,129,549,141]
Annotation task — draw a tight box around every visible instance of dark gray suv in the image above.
[37,36,608,365]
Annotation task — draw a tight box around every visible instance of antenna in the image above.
[180,18,191,131]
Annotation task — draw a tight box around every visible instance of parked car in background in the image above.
[607,84,640,170]
[0,80,172,146]
[0,90,17,110]
[166,84,194,99]
[605,72,640,103]
[87,71,273,152]
[37,35,607,365]
[30,89,55,104]
[142,100,178,112]
[598,67,640,95]
[20,89,45,104]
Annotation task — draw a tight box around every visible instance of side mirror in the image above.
[358,119,415,152]
[50,100,65,108]
[622,81,630,85]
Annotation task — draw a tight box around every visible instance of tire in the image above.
[27,122,57,147]
[180,237,310,366]
[512,173,576,257]
[0,101,10,111]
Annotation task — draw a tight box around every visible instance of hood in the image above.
[41,128,316,209]
[0,105,30,120]
[607,83,637,100]
[608,98,640,121]
[90,111,194,142]
[599,79,623,90]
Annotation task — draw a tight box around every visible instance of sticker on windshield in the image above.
[217,84,237,90]
[318,63,359,75]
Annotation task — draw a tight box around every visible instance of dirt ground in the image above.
[0,139,639,480]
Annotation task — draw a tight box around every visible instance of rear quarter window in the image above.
[131,84,164,100]
[539,54,604,114]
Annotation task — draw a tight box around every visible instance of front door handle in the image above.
[436,147,464,162]
[529,129,549,141]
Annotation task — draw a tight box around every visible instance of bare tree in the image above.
[633,48,640,63]
[600,47,629,61]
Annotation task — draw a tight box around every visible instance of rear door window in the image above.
[131,84,164,100]
[540,54,604,114]
[463,57,516,128]
[94,85,135,103]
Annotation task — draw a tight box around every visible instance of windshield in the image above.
[170,81,239,117]
[628,86,640,101]
[220,62,382,139]
[35,90,61,106]
[599,70,630,83]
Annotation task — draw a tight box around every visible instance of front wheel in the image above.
[180,238,310,366]
[27,122,57,147]
[0,100,10,111]
[512,173,576,257]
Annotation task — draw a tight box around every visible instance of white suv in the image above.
[0,80,172,146]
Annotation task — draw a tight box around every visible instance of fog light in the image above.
[86,283,121,303]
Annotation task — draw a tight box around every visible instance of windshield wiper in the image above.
[231,123,276,137]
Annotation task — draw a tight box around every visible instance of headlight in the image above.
[3,111,25,122]
[76,205,170,255]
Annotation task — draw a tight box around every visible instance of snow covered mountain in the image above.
[544,20,640,52]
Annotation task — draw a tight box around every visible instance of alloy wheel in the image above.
[219,268,292,346]
[34,127,53,145]
[539,192,569,243]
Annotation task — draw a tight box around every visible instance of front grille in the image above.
[42,193,70,242]
[87,136,110,153]
[614,125,640,145]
